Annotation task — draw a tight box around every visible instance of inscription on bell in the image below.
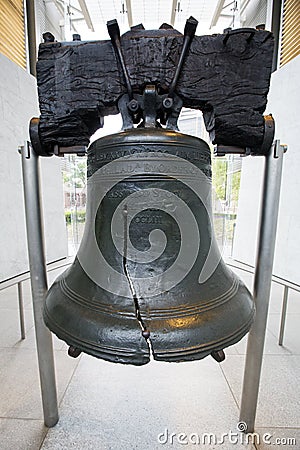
[106,188,183,200]
[132,215,162,225]
[100,161,199,176]
[94,147,210,164]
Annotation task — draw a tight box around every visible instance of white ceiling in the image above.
[50,0,247,41]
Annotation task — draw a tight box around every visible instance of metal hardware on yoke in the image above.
[143,85,158,128]
[110,17,197,130]
[118,86,183,131]
[161,16,198,126]
[107,19,133,101]
[168,16,198,98]
[223,28,256,45]
[29,118,53,157]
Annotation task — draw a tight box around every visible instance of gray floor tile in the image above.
[42,417,255,450]
[268,313,300,354]
[0,418,47,450]
[233,329,292,356]
[0,285,24,310]
[268,283,290,315]
[274,288,300,315]
[221,355,300,428]
[0,308,34,348]
[0,280,33,310]
[224,344,239,355]
[255,427,300,449]
[0,349,79,419]
[13,327,67,351]
[41,355,254,450]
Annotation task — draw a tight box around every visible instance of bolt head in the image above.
[163,97,173,109]
[128,99,139,112]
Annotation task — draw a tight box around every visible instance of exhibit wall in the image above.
[0,53,68,281]
[233,54,300,286]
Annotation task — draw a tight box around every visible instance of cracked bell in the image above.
[44,128,255,365]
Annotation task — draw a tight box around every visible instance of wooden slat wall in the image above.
[280,0,300,66]
[0,0,26,68]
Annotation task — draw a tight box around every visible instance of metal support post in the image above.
[21,142,59,427]
[239,140,285,432]
[279,285,289,346]
[17,282,26,339]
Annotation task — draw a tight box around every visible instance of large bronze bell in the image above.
[44,127,255,365]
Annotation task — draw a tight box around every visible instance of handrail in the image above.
[0,256,73,342]
[226,257,299,347]
[226,257,300,293]
[0,256,74,291]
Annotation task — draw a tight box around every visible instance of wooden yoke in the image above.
[35,22,274,154]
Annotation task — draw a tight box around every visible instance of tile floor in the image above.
[0,264,299,449]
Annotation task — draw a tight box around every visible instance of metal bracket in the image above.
[274,139,287,158]
[29,118,53,157]
[107,19,133,101]
[18,141,31,159]
[118,86,183,131]
[168,16,198,98]
[53,145,87,157]
[143,85,159,128]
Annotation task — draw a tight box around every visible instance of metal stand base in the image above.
[239,140,285,432]
[21,142,59,427]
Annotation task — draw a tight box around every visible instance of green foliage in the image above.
[63,158,87,188]
[212,159,227,200]
[65,210,86,224]
[212,157,241,204]
[231,170,241,203]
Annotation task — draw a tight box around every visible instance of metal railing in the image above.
[0,257,73,340]
[226,257,300,346]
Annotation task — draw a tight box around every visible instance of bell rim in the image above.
[44,302,254,365]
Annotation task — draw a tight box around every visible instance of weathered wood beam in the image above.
[36,26,274,150]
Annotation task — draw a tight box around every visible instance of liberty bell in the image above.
[43,19,255,365]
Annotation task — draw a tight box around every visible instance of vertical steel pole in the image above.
[21,142,59,427]
[239,141,285,432]
[17,282,26,339]
[279,285,289,346]
[25,0,37,76]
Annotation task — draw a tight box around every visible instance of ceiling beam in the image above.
[52,0,78,33]
[241,0,251,14]
[78,0,94,31]
[210,0,226,28]
[52,0,64,17]
[170,0,177,26]
[125,0,133,27]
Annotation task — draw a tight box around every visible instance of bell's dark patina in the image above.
[44,128,255,365]
[43,19,257,366]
